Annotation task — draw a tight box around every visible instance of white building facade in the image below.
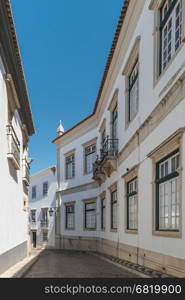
[53,0,185,277]
[0,0,35,274]
[29,167,57,249]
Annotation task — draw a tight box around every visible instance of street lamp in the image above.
[49,207,56,217]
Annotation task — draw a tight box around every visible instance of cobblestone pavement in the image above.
[23,249,140,278]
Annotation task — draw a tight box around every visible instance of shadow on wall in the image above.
[8,160,18,183]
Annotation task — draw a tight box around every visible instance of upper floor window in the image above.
[156,150,180,231]
[43,182,48,197]
[30,209,36,223]
[160,0,182,71]
[65,154,75,179]
[84,144,96,174]
[101,128,106,146]
[111,104,118,139]
[41,208,48,226]
[32,186,36,199]
[128,60,139,122]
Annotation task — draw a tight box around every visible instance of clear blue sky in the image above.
[11,0,124,174]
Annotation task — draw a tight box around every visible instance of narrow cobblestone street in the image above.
[23,250,140,278]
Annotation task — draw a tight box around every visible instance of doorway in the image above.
[32,231,37,248]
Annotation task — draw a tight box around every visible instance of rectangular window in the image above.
[156,150,180,231]
[112,105,118,139]
[101,199,106,230]
[31,209,36,223]
[43,231,48,242]
[84,144,96,174]
[65,204,75,229]
[65,154,75,179]
[101,129,106,147]
[43,182,48,197]
[111,190,117,230]
[128,60,139,122]
[127,178,138,230]
[160,0,182,72]
[32,186,36,199]
[84,202,96,229]
[41,208,48,226]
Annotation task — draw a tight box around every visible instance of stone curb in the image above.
[13,250,43,278]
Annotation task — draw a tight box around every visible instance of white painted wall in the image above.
[55,0,185,263]
[29,167,57,248]
[0,56,29,256]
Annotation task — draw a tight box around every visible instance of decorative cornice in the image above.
[0,0,35,135]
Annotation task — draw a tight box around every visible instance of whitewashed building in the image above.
[29,166,57,249]
[0,0,35,274]
[53,0,185,277]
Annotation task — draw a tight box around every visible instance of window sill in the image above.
[110,228,117,232]
[125,113,138,130]
[84,228,96,231]
[125,229,138,234]
[152,230,181,239]
[154,43,184,88]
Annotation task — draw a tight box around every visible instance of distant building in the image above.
[29,167,57,249]
[0,0,35,274]
[53,0,185,277]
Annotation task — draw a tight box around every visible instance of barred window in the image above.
[111,190,117,230]
[31,209,36,223]
[43,231,48,242]
[84,202,96,229]
[128,60,139,122]
[43,182,48,196]
[84,144,96,174]
[101,199,106,230]
[127,178,138,230]
[160,0,182,72]
[32,186,36,199]
[65,204,75,229]
[65,154,75,179]
[156,150,180,231]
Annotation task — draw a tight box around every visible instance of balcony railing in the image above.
[100,138,118,160]
[40,220,49,228]
[22,158,30,185]
[30,221,37,230]
[7,124,20,169]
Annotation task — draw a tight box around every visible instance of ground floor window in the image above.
[156,150,180,231]
[84,202,96,229]
[127,178,138,230]
[101,199,106,230]
[65,204,75,229]
[111,190,117,230]
[43,231,48,242]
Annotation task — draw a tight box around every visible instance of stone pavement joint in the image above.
[92,251,174,278]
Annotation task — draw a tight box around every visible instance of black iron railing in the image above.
[40,220,49,228]
[7,124,20,167]
[100,138,118,160]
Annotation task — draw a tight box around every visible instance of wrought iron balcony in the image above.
[22,158,30,186]
[7,124,20,169]
[92,138,119,182]
[100,138,118,160]
[40,220,49,228]
[30,221,38,230]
